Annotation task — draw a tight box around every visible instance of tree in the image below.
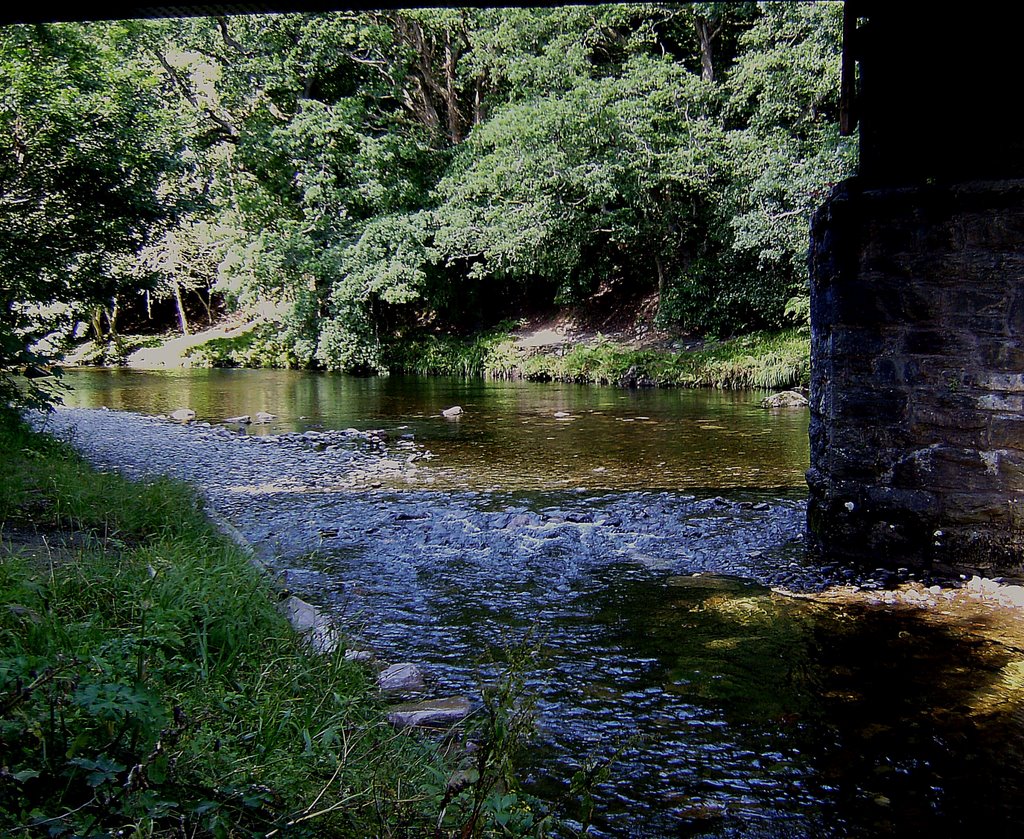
[722,1,856,327]
[0,23,176,407]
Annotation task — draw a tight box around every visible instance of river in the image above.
[54,368,1024,837]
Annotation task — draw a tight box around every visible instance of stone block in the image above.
[976,394,1024,413]
[960,209,1024,250]
[826,444,891,483]
[864,484,940,517]
[979,342,1024,370]
[900,328,950,356]
[833,387,908,424]
[908,404,987,432]
[941,492,1015,525]
[829,327,885,358]
[978,372,1024,393]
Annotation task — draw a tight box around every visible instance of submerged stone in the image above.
[761,391,808,409]
[387,696,473,728]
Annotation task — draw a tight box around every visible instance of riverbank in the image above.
[73,321,809,392]
[0,414,547,837]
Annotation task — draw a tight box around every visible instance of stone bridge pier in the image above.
[807,4,1024,573]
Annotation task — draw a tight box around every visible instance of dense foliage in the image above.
[0,23,178,405]
[1,3,854,386]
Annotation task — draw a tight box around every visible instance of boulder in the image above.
[224,415,251,425]
[618,365,655,388]
[169,408,196,423]
[442,406,463,418]
[253,411,277,424]
[761,390,809,409]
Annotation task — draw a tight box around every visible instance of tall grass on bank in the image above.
[0,415,551,837]
[385,329,809,390]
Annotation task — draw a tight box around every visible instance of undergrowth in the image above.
[0,414,555,837]
[383,329,809,390]
[184,323,306,369]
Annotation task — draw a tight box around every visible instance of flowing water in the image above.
[58,368,1024,837]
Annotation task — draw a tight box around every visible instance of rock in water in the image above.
[761,390,809,409]
[224,415,251,425]
[442,406,463,418]
[279,595,339,654]
[169,407,196,423]
[253,411,277,424]
[378,662,426,692]
[387,696,473,728]
[618,365,654,388]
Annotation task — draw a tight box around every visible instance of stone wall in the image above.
[808,178,1024,574]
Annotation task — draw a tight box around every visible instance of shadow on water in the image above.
[804,601,1024,838]
[542,572,1024,838]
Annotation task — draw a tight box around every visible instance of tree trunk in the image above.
[695,18,715,83]
[90,307,105,342]
[443,32,462,143]
[393,15,468,144]
[173,282,190,336]
[202,285,216,326]
[107,297,119,337]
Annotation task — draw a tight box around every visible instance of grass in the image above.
[385,328,810,390]
[0,413,552,837]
